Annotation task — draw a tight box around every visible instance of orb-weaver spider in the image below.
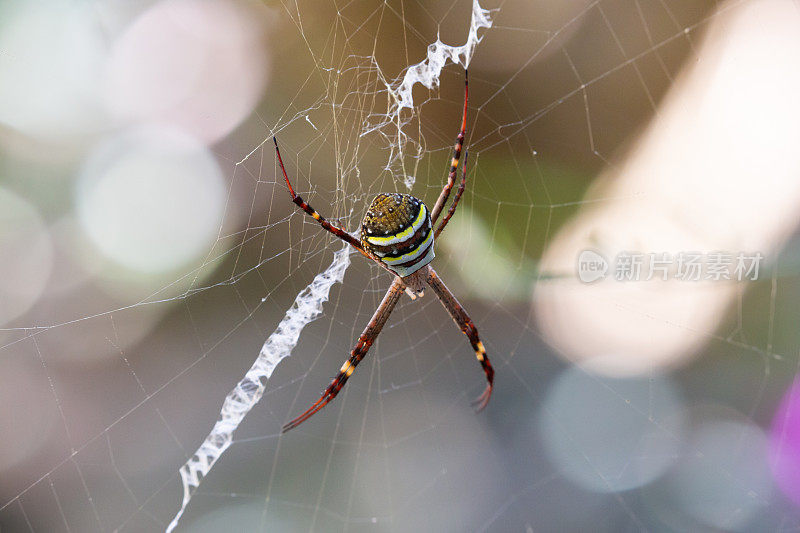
[276,71,493,432]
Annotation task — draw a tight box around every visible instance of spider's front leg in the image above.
[274,137,400,278]
[426,267,494,410]
[274,137,364,251]
[282,277,405,432]
[434,149,467,239]
[430,71,469,226]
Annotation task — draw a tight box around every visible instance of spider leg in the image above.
[434,149,467,239]
[282,277,405,432]
[275,137,401,277]
[274,137,364,252]
[426,267,494,411]
[429,70,469,225]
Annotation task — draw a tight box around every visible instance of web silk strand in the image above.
[166,246,352,532]
[361,0,494,189]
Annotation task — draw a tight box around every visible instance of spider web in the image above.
[2,0,800,531]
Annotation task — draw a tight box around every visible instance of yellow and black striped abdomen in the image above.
[361,193,435,278]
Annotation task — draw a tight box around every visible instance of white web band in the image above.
[390,0,493,113]
[363,0,494,189]
[166,246,352,532]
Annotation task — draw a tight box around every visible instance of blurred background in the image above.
[2,0,800,531]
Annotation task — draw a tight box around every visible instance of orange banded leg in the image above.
[274,137,364,251]
[426,267,494,411]
[282,278,405,432]
[434,149,467,239]
[430,71,469,225]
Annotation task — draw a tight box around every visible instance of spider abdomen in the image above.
[361,193,435,277]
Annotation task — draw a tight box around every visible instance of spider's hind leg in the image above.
[426,267,494,411]
[282,278,405,432]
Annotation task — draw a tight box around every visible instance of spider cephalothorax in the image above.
[361,193,434,278]
[275,71,494,433]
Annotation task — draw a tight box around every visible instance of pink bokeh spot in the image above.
[770,376,800,506]
[104,0,272,145]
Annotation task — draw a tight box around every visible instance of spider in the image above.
[276,71,493,432]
